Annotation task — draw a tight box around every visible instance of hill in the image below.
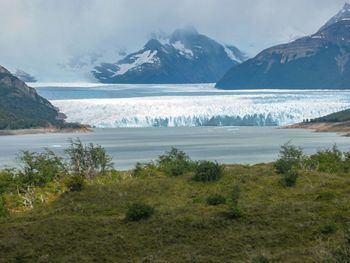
[288,108,350,135]
[309,108,350,123]
[1,145,350,262]
[0,65,75,130]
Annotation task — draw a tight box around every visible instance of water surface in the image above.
[1,127,349,170]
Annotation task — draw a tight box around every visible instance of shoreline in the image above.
[285,121,350,136]
[0,127,94,136]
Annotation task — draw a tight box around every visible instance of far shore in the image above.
[0,126,93,136]
[285,121,350,136]
[3,123,350,137]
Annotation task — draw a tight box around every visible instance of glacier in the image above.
[51,92,350,128]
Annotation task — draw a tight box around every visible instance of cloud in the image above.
[0,0,346,81]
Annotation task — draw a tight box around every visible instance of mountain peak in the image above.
[0,65,10,74]
[319,2,350,31]
[343,2,350,10]
[171,26,199,38]
[144,39,163,50]
[93,26,245,84]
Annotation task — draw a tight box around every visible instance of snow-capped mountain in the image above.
[320,2,350,31]
[216,3,350,90]
[92,27,247,84]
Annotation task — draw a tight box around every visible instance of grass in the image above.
[1,163,350,262]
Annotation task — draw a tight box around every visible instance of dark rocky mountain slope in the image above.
[216,3,350,90]
[0,65,65,129]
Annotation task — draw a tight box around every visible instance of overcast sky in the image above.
[0,0,347,81]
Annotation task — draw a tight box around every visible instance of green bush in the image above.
[65,139,113,179]
[224,185,242,219]
[0,169,18,194]
[275,143,304,174]
[225,205,242,219]
[206,194,226,206]
[315,191,336,202]
[132,162,159,178]
[282,170,298,187]
[251,255,271,263]
[320,222,338,235]
[64,175,85,192]
[231,185,241,206]
[125,202,154,222]
[17,149,66,187]
[193,161,223,182]
[306,146,343,174]
[157,148,192,176]
[0,197,8,217]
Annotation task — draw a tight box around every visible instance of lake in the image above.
[1,127,350,170]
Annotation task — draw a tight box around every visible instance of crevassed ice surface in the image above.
[34,83,350,128]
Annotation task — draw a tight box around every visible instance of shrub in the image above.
[307,146,343,174]
[315,191,336,202]
[225,205,242,219]
[224,185,242,219]
[132,162,159,178]
[0,169,18,194]
[64,175,85,192]
[0,197,8,217]
[207,194,226,206]
[17,149,66,187]
[125,202,154,221]
[275,143,304,174]
[157,148,192,176]
[65,139,113,179]
[282,170,298,187]
[251,255,271,263]
[320,222,338,235]
[193,161,223,182]
[343,152,350,173]
[231,185,241,206]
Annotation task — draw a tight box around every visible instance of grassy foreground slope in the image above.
[1,161,350,262]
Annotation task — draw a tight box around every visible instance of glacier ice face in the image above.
[51,91,350,128]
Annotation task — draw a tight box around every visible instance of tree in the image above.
[157,148,192,176]
[193,161,223,182]
[65,139,113,178]
[17,149,66,187]
[275,143,304,174]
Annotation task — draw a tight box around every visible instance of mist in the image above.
[0,0,346,81]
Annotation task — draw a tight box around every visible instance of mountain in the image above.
[320,2,350,31]
[0,65,65,129]
[216,3,350,90]
[13,69,37,83]
[92,27,247,84]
